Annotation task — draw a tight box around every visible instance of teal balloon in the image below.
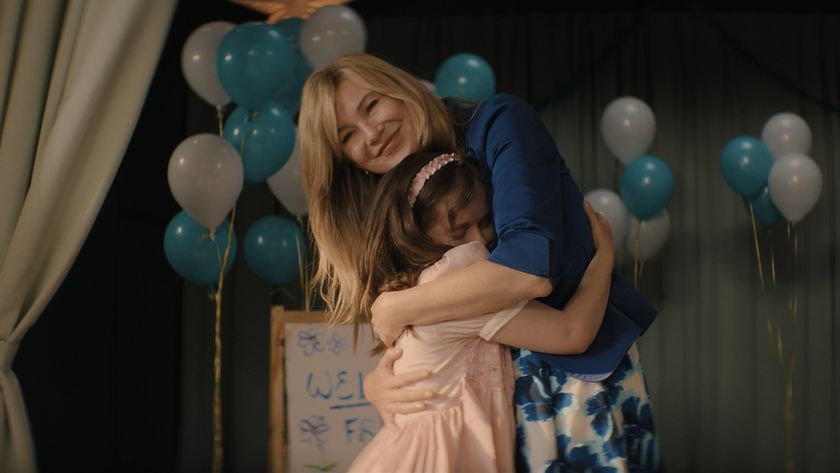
[244,216,304,286]
[224,100,295,184]
[744,186,782,228]
[274,18,303,47]
[620,155,675,220]
[720,136,772,198]
[273,51,311,115]
[217,22,295,110]
[271,20,311,114]
[164,211,236,287]
[434,53,495,101]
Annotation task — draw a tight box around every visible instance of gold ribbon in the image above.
[748,202,765,292]
[296,215,313,312]
[633,219,642,288]
[781,222,798,473]
[209,108,237,473]
[770,229,777,289]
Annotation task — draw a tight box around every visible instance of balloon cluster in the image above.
[164,5,366,287]
[720,112,822,227]
[587,97,673,261]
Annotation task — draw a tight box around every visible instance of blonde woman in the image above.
[299,53,661,471]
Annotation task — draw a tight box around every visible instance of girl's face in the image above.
[426,186,495,249]
[334,79,419,174]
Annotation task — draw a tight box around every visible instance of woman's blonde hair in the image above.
[298,53,459,325]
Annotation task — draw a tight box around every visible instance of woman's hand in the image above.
[370,291,407,346]
[583,200,615,264]
[364,347,435,427]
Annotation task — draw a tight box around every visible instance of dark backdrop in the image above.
[13,1,838,472]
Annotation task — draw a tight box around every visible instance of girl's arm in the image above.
[371,260,551,346]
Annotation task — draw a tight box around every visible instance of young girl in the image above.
[346,151,616,473]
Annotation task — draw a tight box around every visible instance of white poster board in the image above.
[269,308,383,473]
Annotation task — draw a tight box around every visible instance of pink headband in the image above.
[407,153,460,206]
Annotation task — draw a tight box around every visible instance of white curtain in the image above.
[0,0,176,470]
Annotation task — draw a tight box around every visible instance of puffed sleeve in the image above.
[416,241,527,342]
[462,94,583,283]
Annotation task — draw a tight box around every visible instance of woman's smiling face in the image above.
[334,79,419,174]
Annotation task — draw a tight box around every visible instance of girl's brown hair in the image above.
[355,151,484,354]
[298,53,460,327]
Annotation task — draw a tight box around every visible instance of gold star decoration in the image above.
[230,0,349,23]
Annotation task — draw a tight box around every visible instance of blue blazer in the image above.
[449,94,658,380]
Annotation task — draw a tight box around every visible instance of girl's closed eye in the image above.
[450,228,468,241]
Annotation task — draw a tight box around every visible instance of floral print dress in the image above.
[512,344,661,472]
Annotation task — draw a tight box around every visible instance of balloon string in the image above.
[216,105,224,137]
[784,353,796,473]
[211,205,236,473]
[793,225,798,323]
[748,202,766,293]
[770,229,777,289]
[613,160,620,195]
[207,102,239,473]
[782,222,797,473]
[295,218,310,312]
[297,215,313,312]
[633,219,641,288]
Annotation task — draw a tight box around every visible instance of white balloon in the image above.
[180,21,234,106]
[625,210,670,260]
[267,128,308,216]
[761,112,812,161]
[584,189,629,249]
[300,5,366,69]
[601,97,656,164]
[168,134,244,231]
[768,153,822,223]
[420,79,437,95]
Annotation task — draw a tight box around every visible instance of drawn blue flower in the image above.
[297,328,325,356]
[326,333,346,355]
[299,415,330,446]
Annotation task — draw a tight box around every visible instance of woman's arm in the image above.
[371,261,551,346]
[363,347,434,427]
[491,200,614,354]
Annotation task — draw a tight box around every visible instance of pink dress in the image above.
[348,241,527,473]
